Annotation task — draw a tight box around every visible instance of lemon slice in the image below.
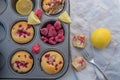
[28,11,41,25]
[58,11,72,24]
[16,0,33,15]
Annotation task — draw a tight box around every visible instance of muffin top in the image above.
[11,50,34,73]
[11,21,34,44]
[42,0,65,15]
[41,50,64,74]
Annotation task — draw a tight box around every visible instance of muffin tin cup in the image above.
[0,53,5,69]
[9,49,34,75]
[39,19,65,45]
[0,0,7,14]
[11,0,36,16]
[10,19,35,45]
[40,0,66,16]
[0,21,6,42]
[39,49,66,74]
[0,0,70,79]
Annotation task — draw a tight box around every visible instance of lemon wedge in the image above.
[58,11,72,24]
[28,11,41,25]
[16,0,33,15]
[91,28,111,49]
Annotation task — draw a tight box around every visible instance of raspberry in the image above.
[35,9,42,19]
[58,29,64,35]
[40,28,48,36]
[54,21,61,30]
[41,36,48,42]
[32,44,40,54]
[49,37,57,45]
[46,24,53,30]
[55,34,64,42]
[40,21,65,45]
[48,26,57,37]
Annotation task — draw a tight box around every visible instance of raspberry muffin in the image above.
[72,56,86,72]
[11,50,34,73]
[42,0,65,15]
[72,34,87,48]
[41,50,64,74]
[11,21,34,44]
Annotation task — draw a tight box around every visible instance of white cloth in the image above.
[1,0,120,80]
[59,0,120,80]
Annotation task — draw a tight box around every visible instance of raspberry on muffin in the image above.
[11,51,34,73]
[41,50,64,74]
[11,21,34,44]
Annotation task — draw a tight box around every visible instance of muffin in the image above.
[41,50,64,74]
[72,56,86,72]
[42,0,65,15]
[16,0,33,15]
[72,34,87,48]
[11,21,34,44]
[11,51,34,73]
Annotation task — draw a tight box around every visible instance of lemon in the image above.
[28,11,41,25]
[58,11,72,24]
[91,28,111,49]
[16,0,33,15]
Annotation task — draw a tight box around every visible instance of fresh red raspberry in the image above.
[41,36,48,42]
[55,34,64,42]
[48,26,57,37]
[35,9,42,19]
[49,37,57,45]
[40,28,48,36]
[58,29,64,35]
[54,21,61,30]
[32,44,40,54]
[46,24,53,30]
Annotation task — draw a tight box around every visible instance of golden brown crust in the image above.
[11,21,34,44]
[72,56,86,72]
[11,51,33,73]
[41,51,64,74]
[42,0,65,14]
[72,34,87,48]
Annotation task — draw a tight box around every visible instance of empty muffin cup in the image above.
[0,53,5,69]
[0,0,7,14]
[0,22,6,42]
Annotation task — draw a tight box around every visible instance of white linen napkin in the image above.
[59,0,120,80]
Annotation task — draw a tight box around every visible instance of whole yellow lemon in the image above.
[91,28,111,49]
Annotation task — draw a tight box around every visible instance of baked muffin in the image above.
[16,0,33,15]
[41,50,64,74]
[72,34,87,48]
[42,0,65,15]
[11,21,34,44]
[11,51,34,73]
[72,56,86,72]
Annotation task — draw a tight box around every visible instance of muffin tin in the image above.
[0,0,70,79]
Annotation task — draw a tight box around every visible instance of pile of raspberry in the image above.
[40,21,64,45]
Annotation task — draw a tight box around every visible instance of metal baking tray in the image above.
[0,0,70,79]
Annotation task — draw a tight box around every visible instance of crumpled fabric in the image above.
[1,0,120,80]
[59,0,120,80]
